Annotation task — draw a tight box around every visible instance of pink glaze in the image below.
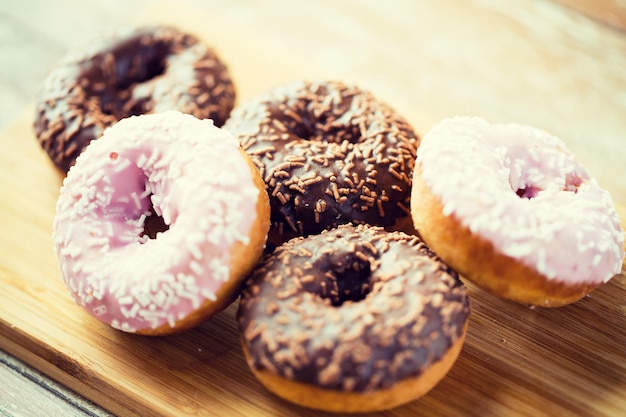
[53,111,261,333]
[417,117,624,284]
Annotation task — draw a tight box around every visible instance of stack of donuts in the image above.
[36,25,624,413]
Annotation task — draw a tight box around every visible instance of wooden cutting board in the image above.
[1,1,626,416]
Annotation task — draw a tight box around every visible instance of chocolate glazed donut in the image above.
[34,25,236,172]
[237,224,471,412]
[224,81,419,245]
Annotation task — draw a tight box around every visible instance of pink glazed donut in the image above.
[53,111,270,334]
[411,117,624,307]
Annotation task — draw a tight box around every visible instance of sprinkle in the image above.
[224,81,419,244]
[238,224,470,392]
[418,116,624,286]
[53,111,259,334]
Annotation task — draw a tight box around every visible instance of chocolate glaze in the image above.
[34,25,236,172]
[237,224,470,392]
[224,81,419,245]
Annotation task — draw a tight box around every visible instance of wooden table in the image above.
[1,1,625,416]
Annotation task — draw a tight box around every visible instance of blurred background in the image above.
[1,0,625,201]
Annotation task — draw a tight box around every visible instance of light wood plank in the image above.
[1,1,625,416]
[552,0,626,30]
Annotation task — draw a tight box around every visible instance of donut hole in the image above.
[99,48,168,117]
[140,204,169,240]
[290,104,363,145]
[515,185,542,199]
[315,252,372,306]
[117,52,166,90]
[291,118,316,140]
[514,172,583,199]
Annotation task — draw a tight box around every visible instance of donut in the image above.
[34,25,236,172]
[224,80,420,246]
[237,224,470,412]
[52,111,270,335]
[411,116,625,307]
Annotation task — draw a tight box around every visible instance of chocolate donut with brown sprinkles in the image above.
[224,81,419,245]
[34,25,236,172]
[237,224,470,413]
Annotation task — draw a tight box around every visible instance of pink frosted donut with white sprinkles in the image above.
[411,116,624,307]
[53,111,270,334]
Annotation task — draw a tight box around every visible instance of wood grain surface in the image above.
[553,0,626,29]
[1,1,626,416]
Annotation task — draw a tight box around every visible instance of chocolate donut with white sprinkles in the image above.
[224,81,419,245]
[34,25,236,172]
[237,224,470,412]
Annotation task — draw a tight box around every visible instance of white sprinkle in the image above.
[189,242,203,260]
[150,168,165,184]
[147,148,161,167]
[119,232,139,243]
[122,303,140,318]
[112,157,131,173]
[118,296,134,305]
[105,221,115,237]
[136,213,147,228]
[92,288,104,301]
[136,153,148,169]
[177,291,201,309]
[62,245,82,258]
[153,290,167,307]
[201,289,217,301]
[71,262,83,274]
[87,237,109,248]
[592,254,602,267]
[85,172,103,187]
[189,260,204,275]
[130,192,143,210]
